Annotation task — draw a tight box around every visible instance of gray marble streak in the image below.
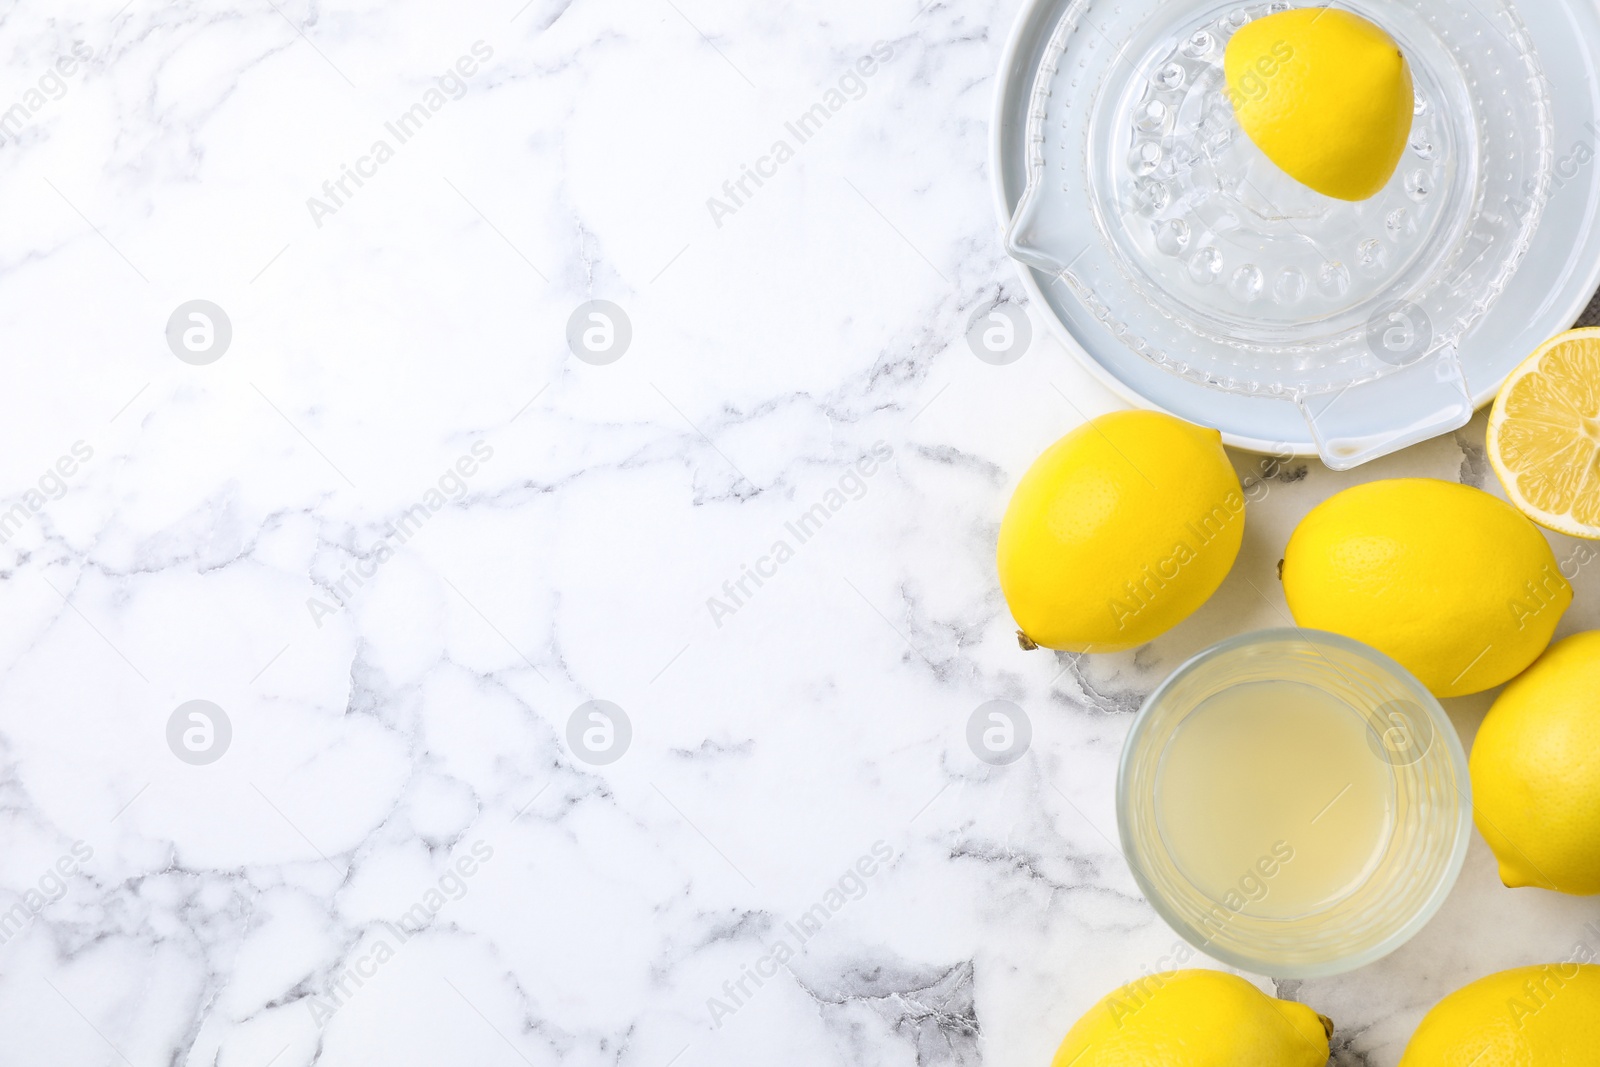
[0,1,1594,1065]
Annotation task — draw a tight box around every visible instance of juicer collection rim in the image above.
[1114,627,1473,978]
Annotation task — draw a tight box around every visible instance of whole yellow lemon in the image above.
[998,410,1244,653]
[1052,969,1331,1067]
[1282,479,1569,697]
[1226,8,1413,201]
[1400,964,1600,1064]
[1471,632,1600,893]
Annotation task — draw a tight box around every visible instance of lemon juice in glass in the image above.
[1118,630,1470,977]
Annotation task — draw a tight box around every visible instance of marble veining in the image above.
[0,1,1598,1065]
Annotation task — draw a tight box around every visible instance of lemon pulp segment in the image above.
[1489,328,1600,539]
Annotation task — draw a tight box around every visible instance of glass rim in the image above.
[1115,626,1473,978]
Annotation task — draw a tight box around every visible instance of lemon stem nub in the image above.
[1317,1013,1334,1040]
[1017,631,1039,651]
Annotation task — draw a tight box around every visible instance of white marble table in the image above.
[2,2,1597,1065]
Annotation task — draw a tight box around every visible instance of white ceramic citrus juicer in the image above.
[1001,0,1555,468]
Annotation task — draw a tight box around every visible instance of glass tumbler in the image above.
[1116,628,1471,977]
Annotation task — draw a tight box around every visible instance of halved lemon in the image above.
[1487,328,1600,539]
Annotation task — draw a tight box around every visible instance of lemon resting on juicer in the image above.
[1225,8,1414,201]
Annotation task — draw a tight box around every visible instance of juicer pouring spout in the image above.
[1296,344,1475,471]
[1004,178,1082,279]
